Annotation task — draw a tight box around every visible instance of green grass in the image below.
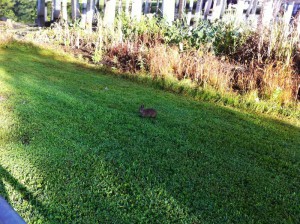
[0,41,299,223]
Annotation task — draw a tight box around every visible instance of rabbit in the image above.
[139,105,157,118]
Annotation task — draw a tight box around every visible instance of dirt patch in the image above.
[20,132,31,146]
[60,45,93,62]
[0,95,7,102]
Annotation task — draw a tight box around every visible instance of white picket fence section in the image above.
[36,0,300,28]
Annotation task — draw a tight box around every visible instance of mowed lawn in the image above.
[0,42,299,223]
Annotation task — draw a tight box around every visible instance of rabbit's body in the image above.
[139,105,157,118]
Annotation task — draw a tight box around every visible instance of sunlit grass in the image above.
[0,42,299,223]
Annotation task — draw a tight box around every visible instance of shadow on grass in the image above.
[0,165,63,223]
[0,41,299,223]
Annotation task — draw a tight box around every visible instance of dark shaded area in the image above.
[0,166,62,223]
[20,132,31,146]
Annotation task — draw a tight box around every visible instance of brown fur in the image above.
[139,105,157,118]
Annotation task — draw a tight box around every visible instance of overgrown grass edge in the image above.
[2,39,299,124]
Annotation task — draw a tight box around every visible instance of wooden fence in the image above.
[36,0,300,28]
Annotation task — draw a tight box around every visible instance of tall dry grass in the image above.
[19,15,300,114]
[148,45,233,92]
[0,29,13,44]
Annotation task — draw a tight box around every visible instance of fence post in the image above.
[261,0,273,27]
[204,0,213,20]
[156,0,160,14]
[37,0,46,26]
[86,0,95,28]
[162,0,175,24]
[246,0,254,17]
[104,0,117,26]
[144,0,150,14]
[52,0,61,21]
[220,0,227,17]
[61,0,68,21]
[178,0,184,18]
[297,12,300,36]
[253,0,259,14]
[45,1,48,22]
[283,2,294,25]
[194,0,204,23]
[212,0,223,20]
[71,0,80,21]
[125,0,130,15]
[235,0,245,20]
[81,0,87,27]
[175,0,180,16]
[95,0,100,11]
[131,0,143,21]
[118,0,122,15]
[187,0,194,25]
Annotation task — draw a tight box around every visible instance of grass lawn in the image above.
[0,42,299,223]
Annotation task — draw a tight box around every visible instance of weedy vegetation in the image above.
[22,13,300,118]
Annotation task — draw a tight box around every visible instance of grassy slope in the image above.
[0,42,299,223]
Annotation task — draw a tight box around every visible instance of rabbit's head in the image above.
[139,105,145,113]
